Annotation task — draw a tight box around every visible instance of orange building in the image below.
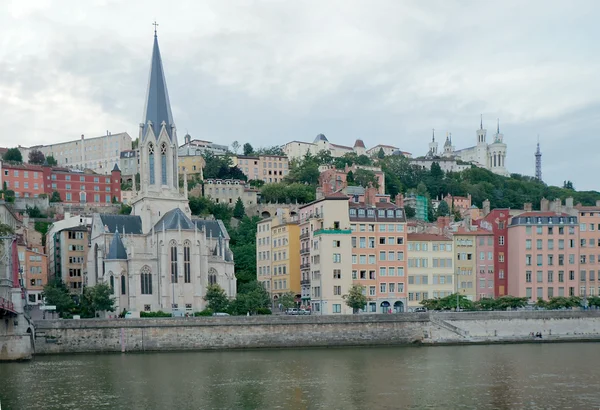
[1,163,45,198]
[17,242,48,306]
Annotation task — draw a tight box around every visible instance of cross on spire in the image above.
[153,21,159,36]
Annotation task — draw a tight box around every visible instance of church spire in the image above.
[497,118,500,134]
[432,128,435,142]
[142,23,175,141]
[480,114,483,130]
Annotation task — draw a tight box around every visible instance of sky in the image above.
[1,0,599,191]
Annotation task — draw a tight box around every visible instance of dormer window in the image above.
[367,209,375,217]
[358,209,365,217]
[350,209,357,216]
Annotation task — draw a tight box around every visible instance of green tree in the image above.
[42,280,75,318]
[353,169,379,188]
[404,205,416,219]
[279,292,297,309]
[0,223,14,236]
[243,143,254,156]
[343,284,369,313]
[231,141,240,154]
[80,283,116,317]
[45,155,58,166]
[233,197,245,219]
[28,149,45,164]
[231,281,270,315]
[377,147,385,159]
[204,284,230,313]
[563,180,574,190]
[49,191,62,203]
[189,196,214,216]
[229,216,261,286]
[25,205,46,218]
[436,200,450,217]
[119,204,132,215]
[3,148,22,163]
[256,146,285,156]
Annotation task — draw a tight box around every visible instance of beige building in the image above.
[201,179,258,208]
[256,210,301,307]
[35,132,132,173]
[407,234,454,311]
[178,153,205,178]
[299,193,354,315]
[453,232,477,301]
[234,155,289,183]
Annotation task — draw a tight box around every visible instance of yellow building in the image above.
[178,154,205,178]
[407,233,454,311]
[256,210,301,307]
[453,232,477,301]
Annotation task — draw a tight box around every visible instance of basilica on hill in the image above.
[86,29,236,315]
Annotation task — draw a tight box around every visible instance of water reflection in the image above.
[1,344,599,409]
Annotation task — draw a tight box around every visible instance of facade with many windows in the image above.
[508,212,580,300]
[575,202,600,300]
[233,155,289,183]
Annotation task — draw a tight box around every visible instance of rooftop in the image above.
[408,233,451,242]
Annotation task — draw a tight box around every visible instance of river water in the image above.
[1,343,599,409]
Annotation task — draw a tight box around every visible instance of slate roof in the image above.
[100,214,143,234]
[194,219,228,239]
[106,230,127,260]
[142,33,175,140]
[154,208,195,232]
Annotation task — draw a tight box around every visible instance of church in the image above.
[426,117,509,176]
[86,29,236,315]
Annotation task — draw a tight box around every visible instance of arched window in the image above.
[161,142,168,185]
[208,268,217,286]
[170,240,178,283]
[109,273,114,294]
[94,244,99,283]
[184,240,191,283]
[148,143,155,185]
[140,265,152,294]
[121,274,126,295]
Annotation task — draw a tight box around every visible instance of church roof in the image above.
[142,32,175,141]
[313,133,329,143]
[154,208,195,232]
[353,139,366,148]
[112,163,120,172]
[194,219,229,240]
[100,214,143,234]
[106,230,127,260]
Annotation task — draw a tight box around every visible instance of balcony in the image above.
[300,263,310,270]
[300,248,310,255]
[300,232,310,240]
[301,280,310,285]
[313,228,352,236]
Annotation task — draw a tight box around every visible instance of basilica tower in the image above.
[131,27,190,232]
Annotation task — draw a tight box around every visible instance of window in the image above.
[148,143,155,184]
[379,251,386,261]
[380,283,387,293]
[332,304,341,313]
[526,271,532,283]
[121,275,126,295]
[499,236,505,246]
[396,237,404,245]
[333,286,341,295]
[170,241,178,283]
[359,237,366,248]
[536,239,543,250]
[139,267,153,297]
[333,253,341,263]
[526,239,532,250]
[333,269,341,279]
[184,241,191,283]
[160,142,168,185]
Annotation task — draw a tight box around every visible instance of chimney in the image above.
[482,199,490,216]
[553,198,561,213]
[81,134,84,139]
[596,199,600,208]
[395,193,404,208]
[365,187,377,206]
[524,203,533,212]
[540,198,549,212]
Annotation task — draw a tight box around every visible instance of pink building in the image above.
[574,201,600,299]
[508,212,580,301]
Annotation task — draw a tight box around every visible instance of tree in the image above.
[49,191,62,203]
[25,205,46,218]
[80,283,116,317]
[377,148,385,159]
[204,284,230,313]
[343,284,369,313]
[563,180,574,190]
[353,169,379,188]
[231,141,240,154]
[28,149,45,165]
[229,216,261,287]
[119,204,132,215]
[42,280,75,318]
[279,292,297,309]
[3,148,22,163]
[230,281,270,315]
[256,146,285,156]
[233,197,245,219]
[243,143,254,156]
[436,200,450,217]
[404,205,416,219]
[46,155,57,166]
[0,223,14,236]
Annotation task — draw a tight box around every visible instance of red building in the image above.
[478,209,510,297]
[0,160,121,205]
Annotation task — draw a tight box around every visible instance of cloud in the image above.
[0,0,598,190]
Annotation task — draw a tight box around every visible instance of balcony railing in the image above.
[313,228,352,236]
[300,232,310,239]
[300,263,310,270]
[300,248,310,255]
[301,279,310,285]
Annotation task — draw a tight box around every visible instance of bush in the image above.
[140,310,172,318]
[194,309,213,317]
[256,307,272,315]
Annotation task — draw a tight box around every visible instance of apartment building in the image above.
[119,150,139,177]
[575,201,600,299]
[478,209,511,296]
[17,241,48,306]
[234,155,289,183]
[178,153,205,177]
[201,179,258,208]
[406,234,454,311]
[1,163,45,198]
[404,193,429,221]
[256,210,301,305]
[299,193,353,314]
[453,227,495,300]
[508,212,580,300]
[35,132,132,173]
[179,135,228,157]
[350,199,408,313]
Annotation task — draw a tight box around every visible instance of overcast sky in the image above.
[1,0,598,191]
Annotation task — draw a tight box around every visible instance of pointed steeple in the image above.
[106,230,128,260]
[432,128,435,142]
[480,114,483,130]
[142,26,175,141]
[497,118,500,134]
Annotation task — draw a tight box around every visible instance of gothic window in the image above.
[208,268,217,286]
[161,142,168,185]
[170,240,178,283]
[94,244,99,283]
[148,143,155,185]
[184,240,191,283]
[121,273,126,295]
[109,272,114,294]
[140,265,153,295]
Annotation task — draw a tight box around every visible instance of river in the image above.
[1,343,599,409]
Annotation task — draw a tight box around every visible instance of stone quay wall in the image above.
[33,311,600,355]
